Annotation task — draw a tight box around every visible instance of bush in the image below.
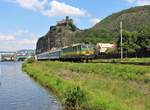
[64,86,87,109]
[26,57,35,63]
[111,59,117,63]
[22,63,26,68]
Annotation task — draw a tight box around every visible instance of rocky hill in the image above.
[36,6,150,54]
[76,5,150,44]
[36,16,80,54]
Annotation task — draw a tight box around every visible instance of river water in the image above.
[0,62,62,110]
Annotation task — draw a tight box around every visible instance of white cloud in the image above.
[9,0,87,17]
[18,39,37,45]
[124,0,150,5]
[11,0,47,11]
[89,18,101,24]
[14,29,30,35]
[14,29,36,39]
[0,35,15,41]
[0,29,38,51]
[125,0,136,3]
[136,0,150,5]
[42,1,86,17]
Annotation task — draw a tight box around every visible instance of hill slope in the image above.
[76,5,150,44]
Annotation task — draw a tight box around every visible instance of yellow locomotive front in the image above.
[80,44,95,59]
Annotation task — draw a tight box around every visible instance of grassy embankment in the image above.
[93,58,150,64]
[23,60,150,110]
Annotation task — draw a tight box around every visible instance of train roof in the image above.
[63,43,86,49]
[37,51,49,55]
[72,43,83,47]
[49,48,61,53]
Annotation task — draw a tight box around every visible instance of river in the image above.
[0,62,62,110]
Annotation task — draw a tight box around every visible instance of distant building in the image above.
[96,43,116,54]
[57,16,73,26]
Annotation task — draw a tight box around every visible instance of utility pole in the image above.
[48,35,50,51]
[120,21,123,59]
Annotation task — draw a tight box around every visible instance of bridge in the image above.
[0,51,16,61]
[0,50,35,61]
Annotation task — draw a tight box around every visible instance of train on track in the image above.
[36,42,150,62]
[36,43,96,62]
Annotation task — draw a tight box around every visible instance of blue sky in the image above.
[0,0,150,51]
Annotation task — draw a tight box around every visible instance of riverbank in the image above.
[23,61,150,110]
[93,58,150,65]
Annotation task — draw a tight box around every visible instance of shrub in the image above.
[22,63,27,70]
[64,86,87,109]
[144,78,150,83]
[27,57,35,63]
[111,59,117,63]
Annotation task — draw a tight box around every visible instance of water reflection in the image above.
[0,62,62,110]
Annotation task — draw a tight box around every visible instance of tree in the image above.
[117,30,139,57]
[137,26,150,51]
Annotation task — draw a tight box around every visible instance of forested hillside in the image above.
[76,5,150,48]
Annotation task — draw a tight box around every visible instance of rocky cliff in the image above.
[36,16,80,54]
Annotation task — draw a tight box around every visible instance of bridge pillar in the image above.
[0,54,1,61]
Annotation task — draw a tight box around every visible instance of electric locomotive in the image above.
[61,43,95,61]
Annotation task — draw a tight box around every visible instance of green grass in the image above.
[23,61,150,110]
[94,58,150,63]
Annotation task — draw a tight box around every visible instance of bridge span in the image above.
[0,51,16,61]
[0,50,35,61]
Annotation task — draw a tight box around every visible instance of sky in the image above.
[0,0,150,51]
